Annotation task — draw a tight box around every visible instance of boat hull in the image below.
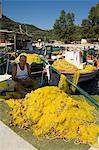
[58,69,98,82]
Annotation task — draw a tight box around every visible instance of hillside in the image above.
[0,15,55,41]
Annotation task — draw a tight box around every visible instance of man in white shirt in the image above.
[12,55,38,96]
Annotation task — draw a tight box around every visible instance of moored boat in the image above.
[52,49,98,82]
[58,69,98,82]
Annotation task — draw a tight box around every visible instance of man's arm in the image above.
[26,63,31,77]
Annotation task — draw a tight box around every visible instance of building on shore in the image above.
[0,29,33,50]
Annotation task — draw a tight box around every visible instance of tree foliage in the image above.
[53,10,75,42]
[81,3,99,39]
[88,3,99,25]
[53,3,99,42]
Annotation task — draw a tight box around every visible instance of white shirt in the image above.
[16,64,28,79]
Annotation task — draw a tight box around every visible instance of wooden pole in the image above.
[14,33,16,50]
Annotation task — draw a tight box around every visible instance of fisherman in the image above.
[12,55,38,96]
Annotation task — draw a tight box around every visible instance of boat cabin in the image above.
[64,51,85,69]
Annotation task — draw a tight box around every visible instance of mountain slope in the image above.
[0,15,54,40]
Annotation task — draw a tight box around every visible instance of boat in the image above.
[58,69,98,82]
[50,49,98,82]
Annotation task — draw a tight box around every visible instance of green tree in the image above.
[53,10,75,42]
[81,3,99,39]
[53,10,66,40]
[88,3,99,25]
[81,19,91,38]
[72,25,81,41]
[66,12,74,26]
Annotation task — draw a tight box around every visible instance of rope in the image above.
[71,71,80,93]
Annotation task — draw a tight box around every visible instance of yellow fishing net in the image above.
[52,59,96,73]
[5,86,99,146]
[71,71,80,93]
[58,74,70,93]
[53,59,78,72]
[81,65,96,72]
[15,53,42,63]
[0,80,15,91]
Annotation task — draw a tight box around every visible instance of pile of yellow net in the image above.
[58,74,69,93]
[53,59,78,72]
[15,53,42,63]
[0,80,15,91]
[81,65,96,73]
[71,71,80,93]
[6,86,99,145]
[53,59,96,73]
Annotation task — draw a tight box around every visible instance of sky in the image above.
[2,0,99,30]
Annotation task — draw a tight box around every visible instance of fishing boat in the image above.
[58,69,98,82]
[51,50,98,82]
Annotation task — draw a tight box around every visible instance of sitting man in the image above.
[12,55,38,96]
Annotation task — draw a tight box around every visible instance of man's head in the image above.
[19,55,27,65]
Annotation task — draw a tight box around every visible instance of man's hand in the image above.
[20,78,26,82]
